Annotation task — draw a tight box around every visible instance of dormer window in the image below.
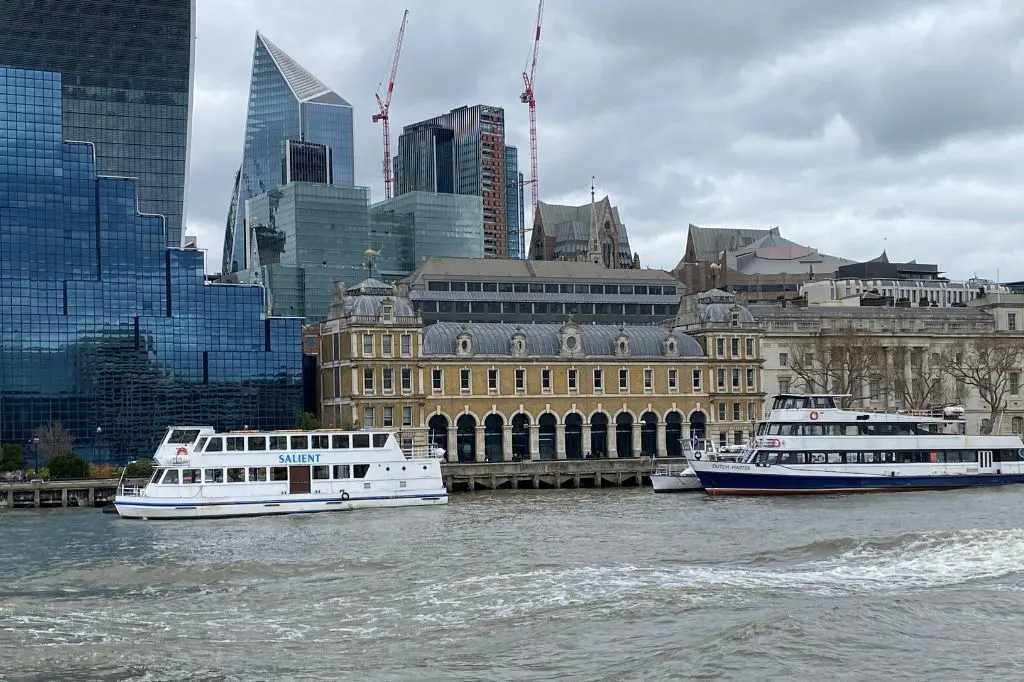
[382,304,394,322]
[615,330,630,357]
[559,323,583,357]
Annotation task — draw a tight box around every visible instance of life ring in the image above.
[769,438,781,448]
[175,447,188,457]
[693,452,702,460]
[341,491,350,501]
[809,411,820,421]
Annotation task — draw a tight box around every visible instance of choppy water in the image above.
[3,489,1024,681]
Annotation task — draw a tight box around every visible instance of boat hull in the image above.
[114,491,448,520]
[693,470,1024,496]
[650,473,703,493]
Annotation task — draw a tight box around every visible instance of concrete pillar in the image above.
[61,488,68,508]
[555,424,567,460]
[88,486,95,507]
[502,425,513,461]
[33,488,40,508]
[528,424,540,460]
[631,422,642,458]
[474,426,486,463]
[447,426,458,462]
[581,425,592,457]
[656,422,667,457]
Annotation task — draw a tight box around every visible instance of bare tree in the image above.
[943,337,1024,434]
[882,345,949,411]
[786,332,884,406]
[33,422,74,465]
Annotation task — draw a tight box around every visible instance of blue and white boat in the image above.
[114,426,448,519]
[688,394,1024,496]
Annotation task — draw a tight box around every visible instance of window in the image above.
[204,468,224,483]
[747,402,757,421]
[542,369,552,392]
[402,406,413,426]
[668,369,678,392]
[1010,313,1018,331]
[382,368,394,393]
[593,368,604,391]
[719,432,728,447]
[270,467,288,481]
[290,435,308,450]
[568,369,578,392]
[746,338,755,357]
[460,368,471,393]
[718,403,727,421]
[332,434,349,449]
[400,333,412,356]
[619,368,629,392]
[227,468,245,483]
[161,469,180,485]
[333,367,340,399]
[432,369,443,393]
[401,368,412,392]
[779,376,791,393]
[248,467,267,482]
[717,368,726,390]
[363,407,375,428]
[488,368,499,393]
[313,465,330,480]
[515,368,526,392]
[692,369,702,392]
[746,368,755,390]
[226,437,244,451]
[362,333,373,356]
[269,436,287,450]
[869,380,880,399]
[643,368,653,392]
[247,436,266,451]
[731,338,740,357]
[311,435,329,448]
[732,368,740,390]
[363,368,374,393]
[205,437,222,452]
[716,338,725,357]
[1012,372,1021,396]
[353,464,370,478]
[382,335,393,356]
[1014,416,1023,434]
[733,402,741,421]
[779,352,788,367]
[333,464,351,479]
[383,406,394,427]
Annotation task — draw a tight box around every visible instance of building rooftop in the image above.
[256,32,351,106]
[678,224,774,266]
[748,303,991,321]
[401,257,675,283]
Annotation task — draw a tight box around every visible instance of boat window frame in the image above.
[332,434,350,449]
[290,435,309,450]
[247,436,267,451]
[269,436,288,451]
[161,469,180,485]
[270,467,288,481]
[205,437,223,452]
[352,434,370,449]
[248,467,267,482]
[333,464,351,479]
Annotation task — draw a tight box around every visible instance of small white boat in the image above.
[650,440,746,493]
[115,426,448,520]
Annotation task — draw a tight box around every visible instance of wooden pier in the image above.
[0,479,127,509]
[442,457,654,492]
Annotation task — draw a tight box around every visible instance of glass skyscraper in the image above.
[504,145,526,259]
[0,68,303,462]
[0,0,194,249]
[223,33,354,274]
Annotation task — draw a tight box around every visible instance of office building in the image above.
[223,33,354,274]
[0,68,303,461]
[0,0,195,248]
[396,105,516,259]
[505,146,525,259]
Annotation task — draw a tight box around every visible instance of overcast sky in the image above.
[186,0,1024,280]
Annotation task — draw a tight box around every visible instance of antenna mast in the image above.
[520,0,544,230]
[373,10,410,200]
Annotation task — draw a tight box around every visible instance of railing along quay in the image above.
[0,478,144,509]
[441,457,656,492]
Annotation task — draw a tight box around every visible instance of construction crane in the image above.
[520,0,544,226]
[373,10,409,200]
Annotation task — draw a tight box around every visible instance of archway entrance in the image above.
[689,411,707,443]
[538,413,557,460]
[640,412,657,456]
[564,413,583,459]
[511,413,530,460]
[456,414,476,462]
[615,412,634,458]
[665,411,683,457]
[427,414,449,460]
[590,413,609,457]
[484,413,504,462]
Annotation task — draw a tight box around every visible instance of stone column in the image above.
[656,422,667,457]
[631,422,642,458]
[447,426,457,462]
[555,423,567,459]
[528,424,540,460]
[581,424,592,457]
[475,426,486,463]
[502,425,513,461]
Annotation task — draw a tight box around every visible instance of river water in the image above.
[2,488,1024,681]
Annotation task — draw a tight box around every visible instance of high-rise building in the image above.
[0,0,195,248]
[0,68,303,461]
[395,105,517,259]
[223,32,354,274]
[505,146,525,259]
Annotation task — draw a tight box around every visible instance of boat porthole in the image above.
[385,466,390,471]
[402,466,406,470]
[422,466,427,470]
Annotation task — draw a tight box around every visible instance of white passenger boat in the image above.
[650,440,745,493]
[114,427,448,519]
[689,394,1024,496]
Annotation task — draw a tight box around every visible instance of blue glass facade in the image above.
[504,145,525,259]
[0,0,194,249]
[0,68,303,461]
[224,33,354,274]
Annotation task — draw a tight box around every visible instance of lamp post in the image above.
[95,427,103,460]
[30,436,40,473]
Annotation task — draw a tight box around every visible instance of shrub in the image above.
[124,459,154,478]
[90,463,117,479]
[295,411,321,430]
[0,443,24,472]
[49,453,91,480]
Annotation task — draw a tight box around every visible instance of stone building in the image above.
[308,279,765,461]
[529,197,636,269]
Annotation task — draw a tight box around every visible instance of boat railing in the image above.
[118,484,145,497]
[654,462,691,476]
[403,446,446,460]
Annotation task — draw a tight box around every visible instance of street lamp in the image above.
[96,427,103,460]
[30,437,40,473]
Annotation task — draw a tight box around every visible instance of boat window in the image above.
[290,435,309,450]
[805,424,825,436]
[863,452,878,463]
[150,468,163,484]
[353,464,370,478]
[352,434,370,449]
[881,452,896,463]
[793,453,806,464]
[248,467,267,482]
[311,435,329,449]
[269,436,288,450]
[167,429,200,444]
[962,451,978,463]
[227,468,245,482]
[810,453,826,464]
[161,469,180,485]
[845,452,861,464]
[312,465,330,480]
[372,433,388,448]
[780,424,799,436]
[248,436,267,451]
[333,465,350,479]
[767,453,779,465]
[827,452,841,464]
[226,437,245,452]
[195,437,208,452]
[270,467,288,481]
[205,438,223,452]
[766,424,782,435]
[332,434,349,449]
[778,453,792,464]
[811,397,833,409]
[182,469,201,483]
[204,468,224,483]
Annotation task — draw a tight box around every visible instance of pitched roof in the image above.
[679,224,774,266]
[256,33,351,106]
[400,257,677,282]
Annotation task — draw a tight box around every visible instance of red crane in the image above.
[373,10,409,200]
[520,0,544,226]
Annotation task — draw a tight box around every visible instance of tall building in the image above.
[0,0,195,248]
[505,146,525,259]
[0,68,303,461]
[223,33,354,274]
[396,105,517,259]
